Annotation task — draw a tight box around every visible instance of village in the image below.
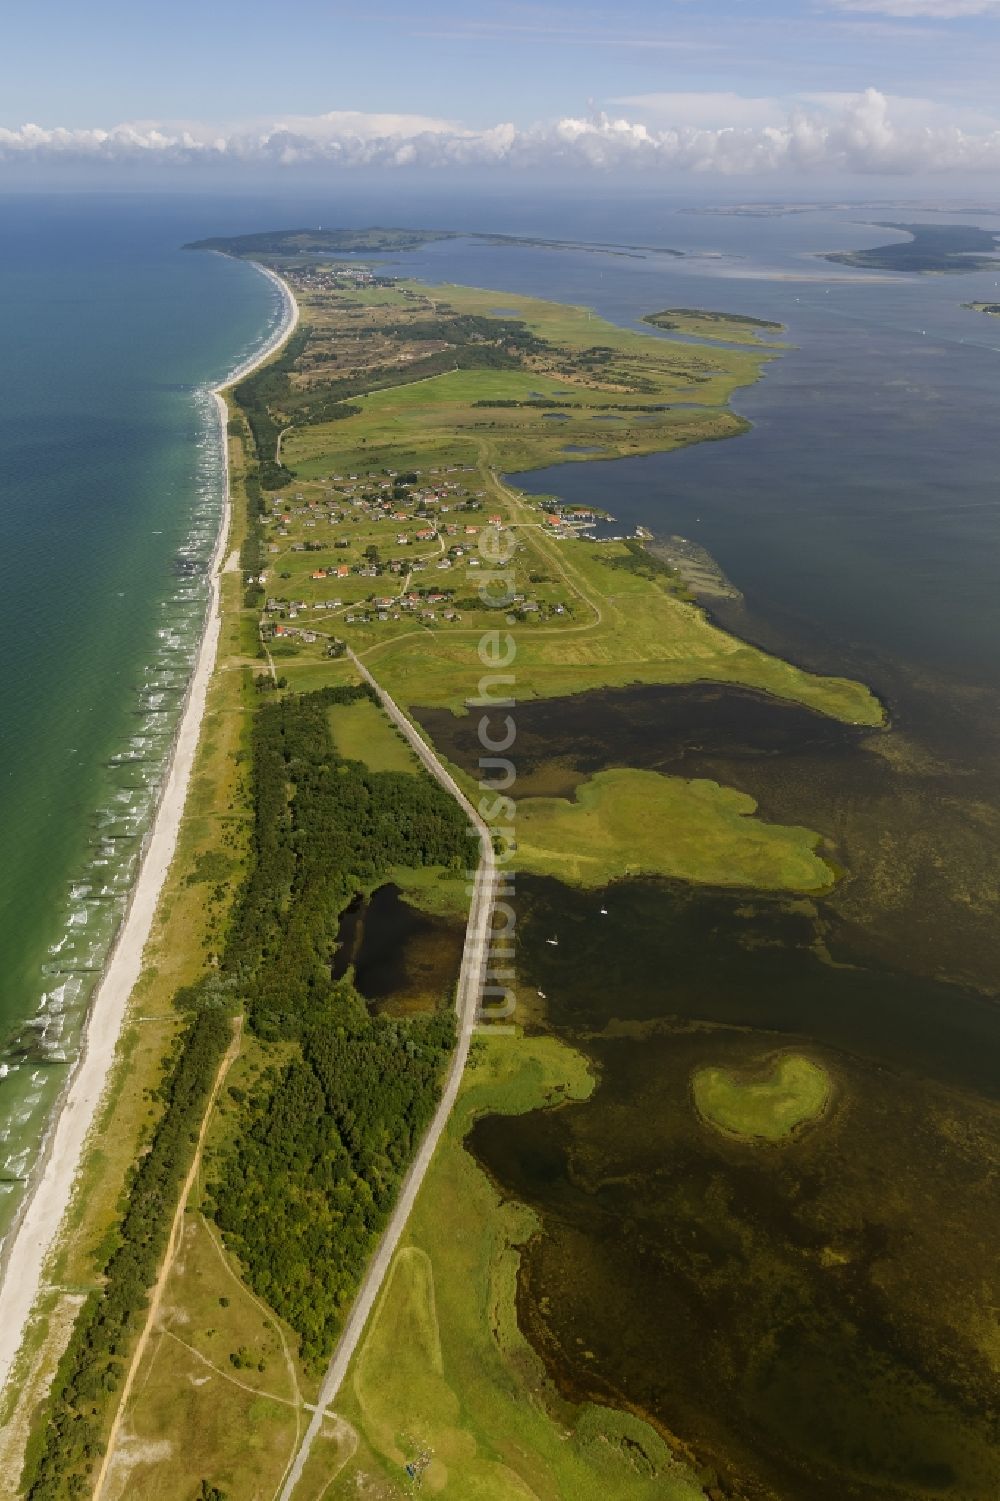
[254,463,601,655]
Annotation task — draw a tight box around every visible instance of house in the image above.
[336,564,350,578]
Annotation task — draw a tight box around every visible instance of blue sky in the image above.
[3,0,1000,184]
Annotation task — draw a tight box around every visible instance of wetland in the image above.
[419,616,1000,1498]
[471,870,1000,1501]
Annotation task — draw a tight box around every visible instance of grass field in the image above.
[365,529,883,725]
[387,862,472,918]
[691,1053,832,1142]
[330,1032,708,1501]
[328,696,421,773]
[515,767,835,891]
[283,279,765,482]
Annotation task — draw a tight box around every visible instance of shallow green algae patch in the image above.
[334,1034,707,1501]
[514,768,834,892]
[692,1053,832,1142]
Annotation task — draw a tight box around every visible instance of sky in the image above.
[3,0,1000,189]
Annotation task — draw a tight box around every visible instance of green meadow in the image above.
[515,767,835,892]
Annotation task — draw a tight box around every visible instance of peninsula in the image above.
[824,220,1000,273]
[2,233,882,1501]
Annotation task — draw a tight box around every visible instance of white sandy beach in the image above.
[0,260,298,1397]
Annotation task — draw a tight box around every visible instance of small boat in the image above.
[537,989,547,999]
[546,936,559,947]
[599,906,608,916]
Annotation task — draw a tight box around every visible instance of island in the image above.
[964,300,1000,317]
[643,306,784,344]
[186,225,685,261]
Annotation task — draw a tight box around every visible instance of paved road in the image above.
[277,651,497,1501]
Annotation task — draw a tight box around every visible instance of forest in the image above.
[209,687,471,1359]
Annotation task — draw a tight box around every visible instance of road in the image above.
[276,650,497,1501]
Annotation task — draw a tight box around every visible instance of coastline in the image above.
[0,259,299,1398]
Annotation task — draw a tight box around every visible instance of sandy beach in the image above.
[0,259,298,1397]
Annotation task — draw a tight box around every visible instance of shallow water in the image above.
[473,874,1000,1500]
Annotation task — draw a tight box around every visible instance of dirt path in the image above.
[92,1017,244,1501]
[276,652,497,1501]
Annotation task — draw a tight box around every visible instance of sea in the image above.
[3,189,1000,1496]
[0,196,288,1243]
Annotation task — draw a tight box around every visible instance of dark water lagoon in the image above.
[332,883,464,1016]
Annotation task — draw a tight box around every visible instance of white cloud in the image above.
[828,0,1000,17]
[3,90,1000,176]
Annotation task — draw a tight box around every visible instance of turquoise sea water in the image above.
[0,198,284,1241]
